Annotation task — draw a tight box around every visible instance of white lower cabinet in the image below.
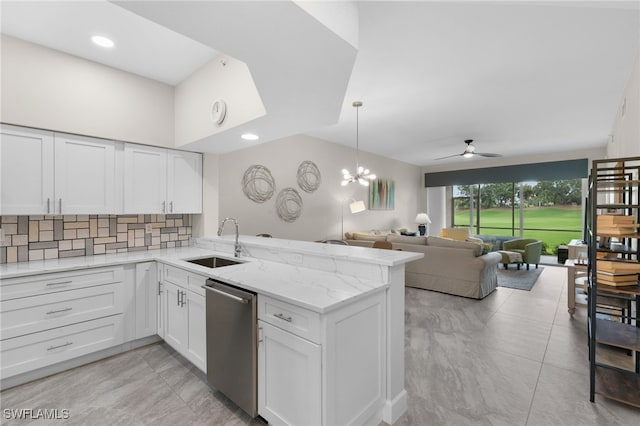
[160,264,206,373]
[257,291,387,426]
[258,320,321,426]
[0,266,126,382]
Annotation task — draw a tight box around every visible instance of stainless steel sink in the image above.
[185,256,242,268]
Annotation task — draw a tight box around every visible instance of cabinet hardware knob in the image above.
[170,201,173,212]
[46,307,72,315]
[273,313,292,322]
[47,341,73,351]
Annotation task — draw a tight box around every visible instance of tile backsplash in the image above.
[0,214,192,264]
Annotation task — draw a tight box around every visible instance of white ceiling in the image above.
[1,1,638,167]
[0,1,218,85]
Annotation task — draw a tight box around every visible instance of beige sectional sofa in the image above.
[344,232,501,299]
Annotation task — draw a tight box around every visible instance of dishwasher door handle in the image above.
[201,285,250,304]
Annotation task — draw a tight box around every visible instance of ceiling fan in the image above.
[435,139,502,160]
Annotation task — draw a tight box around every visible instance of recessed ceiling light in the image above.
[241,133,259,141]
[91,35,114,48]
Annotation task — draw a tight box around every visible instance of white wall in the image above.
[0,35,174,147]
[608,49,640,158]
[174,55,265,148]
[216,134,422,241]
[192,153,220,237]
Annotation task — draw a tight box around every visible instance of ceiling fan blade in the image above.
[434,153,463,160]
[475,152,502,158]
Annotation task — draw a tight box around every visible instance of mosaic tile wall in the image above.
[0,214,192,264]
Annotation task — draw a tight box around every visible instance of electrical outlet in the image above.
[0,228,4,245]
[145,224,152,234]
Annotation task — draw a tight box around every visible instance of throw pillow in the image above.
[352,232,387,242]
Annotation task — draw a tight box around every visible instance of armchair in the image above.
[502,239,542,270]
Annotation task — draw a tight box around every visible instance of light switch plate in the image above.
[145,224,152,234]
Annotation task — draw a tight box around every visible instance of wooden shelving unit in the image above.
[587,156,640,408]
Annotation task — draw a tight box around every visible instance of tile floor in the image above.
[1,265,639,425]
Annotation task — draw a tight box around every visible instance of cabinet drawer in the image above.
[162,264,207,296]
[163,264,189,288]
[258,295,321,344]
[0,314,124,379]
[0,267,124,301]
[1,283,124,340]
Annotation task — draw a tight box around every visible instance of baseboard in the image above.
[0,335,161,391]
[382,389,407,425]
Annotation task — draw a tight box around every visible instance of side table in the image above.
[565,258,587,315]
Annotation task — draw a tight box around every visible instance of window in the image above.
[452,179,582,254]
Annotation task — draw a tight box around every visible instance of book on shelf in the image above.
[597,215,636,224]
[596,272,638,282]
[597,260,640,273]
[597,277,639,287]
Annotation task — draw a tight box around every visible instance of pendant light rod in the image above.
[341,100,376,186]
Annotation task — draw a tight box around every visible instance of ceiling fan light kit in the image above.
[435,139,502,161]
[341,101,376,186]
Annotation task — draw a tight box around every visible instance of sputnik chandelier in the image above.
[341,101,376,186]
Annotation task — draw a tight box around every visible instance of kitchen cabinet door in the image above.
[124,144,167,213]
[167,150,202,213]
[54,133,121,214]
[258,320,321,426]
[0,125,54,215]
[134,262,157,340]
[163,282,187,352]
[186,291,206,373]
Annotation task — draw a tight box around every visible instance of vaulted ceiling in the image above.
[1,1,638,167]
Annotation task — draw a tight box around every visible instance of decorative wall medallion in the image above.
[275,188,303,222]
[242,165,275,203]
[296,161,321,193]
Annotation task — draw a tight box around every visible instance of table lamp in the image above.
[415,213,431,236]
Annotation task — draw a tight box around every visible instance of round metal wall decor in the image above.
[296,161,321,193]
[242,165,275,203]
[275,188,303,222]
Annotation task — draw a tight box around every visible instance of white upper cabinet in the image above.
[0,125,54,215]
[124,144,202,214]
[167,150,202,214]
[124,144,167,214]
[54,133,121,214]
[1,125,201,215]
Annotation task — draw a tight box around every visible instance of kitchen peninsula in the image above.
[0,236,422,425]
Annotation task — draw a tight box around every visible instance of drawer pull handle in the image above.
[46,280,72,287]
[46,307,72,315]
[47,341,73,351]
[274,313,292,322]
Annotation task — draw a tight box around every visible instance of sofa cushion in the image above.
[351,232,388,242]
[427,236,482,256]
[387,234,427,245]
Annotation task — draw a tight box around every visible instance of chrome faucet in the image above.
[217,218,241,257]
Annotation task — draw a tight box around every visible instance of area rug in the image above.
[497,267,544,291]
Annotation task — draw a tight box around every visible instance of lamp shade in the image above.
[349,200,366,214]
[415,213,431,225]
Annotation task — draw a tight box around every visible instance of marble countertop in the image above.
[0,245,391,313]
[203,235,423,267]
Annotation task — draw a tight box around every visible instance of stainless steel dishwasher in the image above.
[203,279,257,417]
